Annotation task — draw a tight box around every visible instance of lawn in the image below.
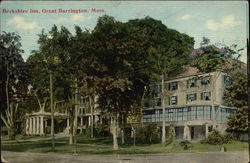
[2,135,248,155]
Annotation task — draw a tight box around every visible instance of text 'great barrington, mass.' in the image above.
[2,8,106,14]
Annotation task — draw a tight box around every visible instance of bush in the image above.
[135,123,161,144]
[165,127,175,146]
[95,124,110,137]
[179,140,193,150]
[85,124,111,137]
[206,129,229,145]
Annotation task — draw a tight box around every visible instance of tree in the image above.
[27,26,73,150]
[192,43,244,73]
[224,73,248,136]
[85,15,194,148]
[0,31,29,140]
[200,36,210,47]
[127,104,143,146]
[192,45,224,73]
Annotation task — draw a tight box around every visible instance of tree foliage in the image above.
[0,31,29,139]
[224,73,248,134]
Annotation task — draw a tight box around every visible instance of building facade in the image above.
[143,69,236,140]
[25,96,101,135]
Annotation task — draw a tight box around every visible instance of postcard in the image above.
[0,1,249,163]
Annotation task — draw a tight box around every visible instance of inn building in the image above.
[142,66,236,140]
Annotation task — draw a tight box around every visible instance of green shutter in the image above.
[176,96,178,105]
[201,92,203,100]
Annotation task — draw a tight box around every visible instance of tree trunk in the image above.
[69,110,74,144]
[1,103,18,140]
[111,115,119,150]
[132,126,136,146]
[8,126,15,140]
[90,96,94,138]
[161,74,166,143]
[121,113,125,145]
[50,72,55,151]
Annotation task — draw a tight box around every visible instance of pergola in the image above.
[25,110,68,135]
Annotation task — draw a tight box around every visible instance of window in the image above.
[187,78,196,88]
[189,106,197,120]
[203,106,211,119]
[169,82,178,90]
[177,108,183,120]
[169,96,177,105]
[153,83,162,93]
[197,106,204,119]
[201,92,211,100]
[201,76,210,85]
[224,75,233,86]
[187,93,197,102]
[154,97,161,107]
[143,100,150,107]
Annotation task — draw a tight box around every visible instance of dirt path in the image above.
[2,151,248,163]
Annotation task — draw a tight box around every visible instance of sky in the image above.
[0,1,248,62]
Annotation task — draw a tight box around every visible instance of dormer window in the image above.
[201,76,210,85]
[187,78,196,88]
[169,82,178,90]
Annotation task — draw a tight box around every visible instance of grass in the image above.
[2,135,248,155]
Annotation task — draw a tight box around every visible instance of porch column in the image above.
[26,118,29,134]
[33,117,36,134]
[80,117,83,133]
[29,117,32,134]
[183,125,191,141]
[100,116,102,124]
[212,105,216,128]
[67,118,70,128]
[40,116,44,135]
[80,117,83,126]
[36,117,40,134]
[88,116,91,126]
[205,123,209,138]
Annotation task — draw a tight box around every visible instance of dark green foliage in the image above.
[200,37,210,47]
[179,140,193,150]
[223,73,247,108]
[224,73,248,135]
[85,124,111,137]
[27,26,73,103]
[164,127,175,146]
[136,123,161,144]
[205,130,229,145]
[94,124,111,137]
[192,45,223,73]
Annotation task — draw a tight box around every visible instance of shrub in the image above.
[135,123,161,144]
[165,127,175,146]
[179,140,193,150]
[144,123,161,144]
[206,129,229,145]
[95,124,110,137]
[85,124,111,137]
